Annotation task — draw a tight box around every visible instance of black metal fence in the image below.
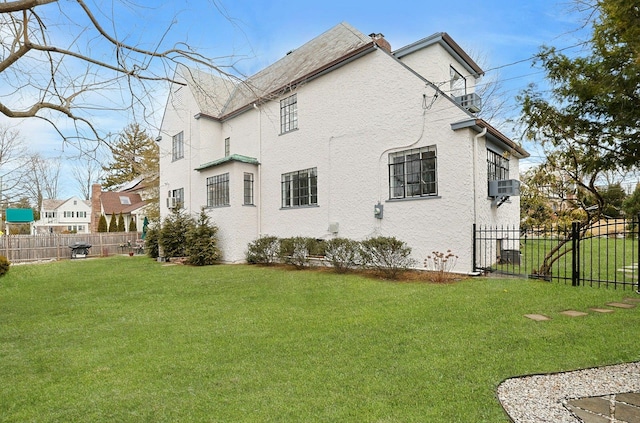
[473,218,640,290]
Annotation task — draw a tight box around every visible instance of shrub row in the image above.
[246,235,416,279]
[145,208,221,266]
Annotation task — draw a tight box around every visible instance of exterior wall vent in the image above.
[489,179,520,197]
[454,92,482,113]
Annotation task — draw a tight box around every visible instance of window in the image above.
[487,149,509,182]
[389,146,437,199]
[281,167,317,208]
[172,131,184,161]
[171,188,184,208]
[280,94,298,134]
[207,173,229,207]
[450,66,466,98]
[45,211,56,218]
[224,137,230,157]
[119,196,131,205]
[244,173,254,205]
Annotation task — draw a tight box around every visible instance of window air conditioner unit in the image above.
[166,197,178,209]
[489,179,520,197]
[454,93,482,113]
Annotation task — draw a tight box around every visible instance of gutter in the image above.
[451,118,530,159]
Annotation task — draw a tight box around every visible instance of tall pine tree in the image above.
[102,123,159,190]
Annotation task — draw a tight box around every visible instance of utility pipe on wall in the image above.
[473,126,487,225]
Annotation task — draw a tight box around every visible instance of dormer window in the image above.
[450,66,466,98]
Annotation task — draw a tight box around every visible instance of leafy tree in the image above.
[186,209,221,266]
[97,215,108,232]
[519,0,640,172]
[622,184,640,219]
[108,214,117,232]
[102,123,158,190]
[589,183,626,218]
[518,0,640,276]
[117,212,125,232]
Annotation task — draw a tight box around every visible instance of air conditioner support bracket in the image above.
[491,196,509,208]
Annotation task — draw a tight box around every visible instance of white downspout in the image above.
[473,126,487,225]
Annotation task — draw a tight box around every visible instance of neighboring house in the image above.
[90,184,147,233]
[158,22,529,271]
[34,197,91,234]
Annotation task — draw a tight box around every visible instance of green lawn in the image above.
[1,257,639,422]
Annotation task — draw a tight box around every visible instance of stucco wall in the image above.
[159,46,521,273]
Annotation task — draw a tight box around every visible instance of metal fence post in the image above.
[571,221,580,287]
[472,223,477,273]
[637,214,640,293]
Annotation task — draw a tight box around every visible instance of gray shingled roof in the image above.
[183,22,372,119]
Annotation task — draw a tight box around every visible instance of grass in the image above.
[498,237,639,287]
[1,256,639,422]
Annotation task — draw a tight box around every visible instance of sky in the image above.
[1,0,593,199]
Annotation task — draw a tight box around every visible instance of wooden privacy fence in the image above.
[0,232,143,263]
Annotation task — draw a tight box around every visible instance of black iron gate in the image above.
[473,217,640,290]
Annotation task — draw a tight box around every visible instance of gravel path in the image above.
[497,362,640,422]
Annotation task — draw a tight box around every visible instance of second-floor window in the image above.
[171,188,184,208]
[280,94,298,134]
[281,167,317,208]
[207,173,229,207]
[172,131,184,161]
[450,66,466,98]
[487,149,509,182]
[224,137,230,157]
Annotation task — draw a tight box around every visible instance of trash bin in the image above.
[69,242,92,259]
[499,249,520,265]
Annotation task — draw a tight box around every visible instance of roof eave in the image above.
[451,118,530,158]
[219,42,378,121]
[393,32,484,78]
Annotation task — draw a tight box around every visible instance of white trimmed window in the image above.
[172,131,184,161]
[389,146,437,199]
[207,173,229,207]
[280,94,298,134]
[281,167,317,208]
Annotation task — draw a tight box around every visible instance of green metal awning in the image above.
[195,154,260,171]
[5,208,34,223]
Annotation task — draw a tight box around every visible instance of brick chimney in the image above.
[91,184,102,233]
[369,33,391,53]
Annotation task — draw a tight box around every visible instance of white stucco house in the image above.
[34,196,92,234]
[157,22,529,272]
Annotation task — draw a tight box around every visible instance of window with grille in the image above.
[280,94,298,134]
[244,173,254,205]
[172,131,184,161]
[389,146,437,199]
[281,167,317,208]
[487,149,509,181]
[224,137,230,157]
[207,173,229,207]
